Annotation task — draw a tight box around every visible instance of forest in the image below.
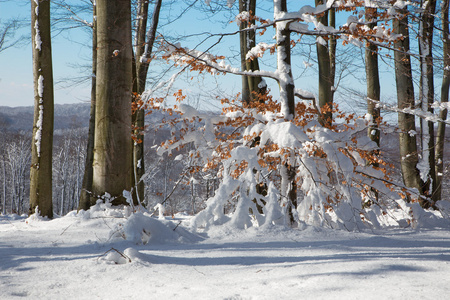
[2,1,450,298]
[0,0,449,229]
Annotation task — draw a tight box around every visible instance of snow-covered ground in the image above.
[1,206,450,300]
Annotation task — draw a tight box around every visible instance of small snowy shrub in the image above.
[146,91,408,231]
[137,4,441,231]
[115,212,200,245]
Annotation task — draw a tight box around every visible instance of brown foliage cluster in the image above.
[136,85,401,208]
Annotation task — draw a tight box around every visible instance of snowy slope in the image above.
[1,209,450,300]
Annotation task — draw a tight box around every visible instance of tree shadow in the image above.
[1,227,449,280]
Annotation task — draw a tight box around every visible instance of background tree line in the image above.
[0,107,218,216]
[0,0,450,221]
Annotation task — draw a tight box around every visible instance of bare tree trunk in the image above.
[92,0,133,205]
[274,0,296,225]
[364,6,381,203]
[132,0,162,204]
[274,0,295,119]
[239,0,250,104]
[240,0,265,105]
[30,0,54,218]
[329,7,336,103]
[365,7,380,147]
[435,0,450,202]
[79,2,97,211]
[418,0,437,205]
[393,8,424,201]
[316,0,332,127]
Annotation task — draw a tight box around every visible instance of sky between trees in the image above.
[0,0,400,113]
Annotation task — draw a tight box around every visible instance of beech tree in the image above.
[418,0,437,203]
[79,0,97,210]
[393,6,424,203]
[132,0,163,203]
[435,0,450,202]
[30,0,54,218]
[364,6,380,148]
[315,0,333,126]
[92,0,133,205]
[239,0,265,104]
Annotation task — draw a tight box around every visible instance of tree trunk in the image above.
[274,0,296,225]
[132,0,162,204]
[79,2,97,211]
[316,0,332,127]
[30,0,54,218]
[364,7,381,203]
[239,0,250,104]
[93,0,133,205]
[365,7,381,147]
[393,8,424,200]
[274,0,295,119]
[418,0,437,205]
[240,0,265,105]
[329,7,336,103]
[435,0,450,202]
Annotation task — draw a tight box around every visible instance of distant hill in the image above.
[0,103,91,132]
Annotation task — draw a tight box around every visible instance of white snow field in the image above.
[1,206,450,300]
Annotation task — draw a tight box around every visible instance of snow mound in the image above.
[0,213,26,224]
[206,222,295,242]
[117,212,203,245]
[436,200,450,219]
[395,201,450,229]
[25,207,49,224]
[100,248,131,265]
[77,200,128,219]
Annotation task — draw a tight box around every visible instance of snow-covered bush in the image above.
[136,1,449,231]
[148,92,410,231]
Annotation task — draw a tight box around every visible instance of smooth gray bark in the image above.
[92,0,133,205]
[418,0,437,205]
[30,0,54,218]
[435,0,450,202]
[240,0,265,105]
[275,0,296,225]
[315,0,332,126]
[132,0,162,204]
[365,7,380,147]
[393,8,424,199]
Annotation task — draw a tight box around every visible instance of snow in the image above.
[394,0,408,9]
[153,203,166,220]
[33,0,41,51]
[35,76,44,158]
[34,20,41,51]
[303,61,313,68]
[1,208,450,299]
[38,74,44,98]
[245,43,276,61]
[235,11,250,26]
[34,104,43,157]
[316,36,327,46]
[34,0,39,16]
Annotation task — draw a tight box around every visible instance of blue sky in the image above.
[0,0,94,107]
[0,0,400,113]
